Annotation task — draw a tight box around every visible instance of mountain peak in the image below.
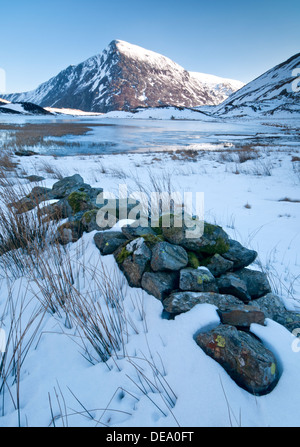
[3,41,243,113]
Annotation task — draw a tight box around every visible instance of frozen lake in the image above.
[0,115,299,156]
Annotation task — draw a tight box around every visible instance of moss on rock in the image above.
[67,191,89,214]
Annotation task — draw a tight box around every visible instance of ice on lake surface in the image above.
[0,115,299,156]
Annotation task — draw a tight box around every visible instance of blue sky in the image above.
[1,0,300,93]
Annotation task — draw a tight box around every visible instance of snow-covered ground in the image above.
[0,115,300,427]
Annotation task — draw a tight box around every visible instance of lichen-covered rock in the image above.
[204,254,234,277]
[217,273,251,303]
[96,198,140,222]
[141,271,178,301]
[121,224,156,240]
[248,293,286,317]
[94,231,128,255]
[163,291,242,314]
[81,209,101,232]
[217,304,265,329]
[222,239,258,270]
[150,241,188,272]
[195,324,279,395]
[162,220,230,256]
[51,174,85,199]
[179,267,218,292]
[115,238,152,288]
[248,293,300,333]
[67,190,93,214]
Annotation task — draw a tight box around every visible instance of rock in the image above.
[233,268,272,299]
[96,198,140,222]
[205,254,234,277]
[141,271,179,301]
[163,291,242,314]
[67,190,94,214]
[25,175,45,182]
[217,274,251,303]
[248,293,286,317]
[222,239,257,270]
[179,267,218,292]
[94,231,128,255]
[39,197,73,221]
[51,174,85,199]
[56,221,84,245]
[15,149,38,156]
[10,186,54,214]
[115,238,152,287]
[195,325,279,395]
[150,242,188,271]
[81,209,101,232]
[217,304,265,329]
[121,224,156,240]
[272,312,300,333]
[27,186,54,202]
[9,196,37,214]
[162,220,230,256]
[248,293,300,333]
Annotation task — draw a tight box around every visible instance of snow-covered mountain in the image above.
[3,40,244,113]
[213,52,300,117]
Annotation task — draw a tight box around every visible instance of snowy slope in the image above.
[213,53,300,117]
[0,102,52,115]
[190,72,244,104]
[3,40,243,113]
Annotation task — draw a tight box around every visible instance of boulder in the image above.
[195,324,279,395]
[27,186,54,202]
[121,225,156,240]
[56,221,84,245]
[10,186,54,214]
[96,198,140,221]
[205,254,234,277]
[94,231,128,255]
[217,304,265,329]
[222,239,257,270]
[141,271,178,301]
[163,291,242,314]
[39,197,73,221]
[151,242,188,271]
[217,274,251,303]
[233,268,272,299]
[179,267,218,292]
[25,175,45,183]
[162,220,230,256]
[115,238,152,288]
[51,174,85,199]
[10,196,37,214]
[67,190,94,214]
[247,293,286,317]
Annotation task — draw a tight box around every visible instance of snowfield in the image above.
[0,114,299,427]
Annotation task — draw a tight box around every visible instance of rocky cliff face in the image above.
[3,40,243,113]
